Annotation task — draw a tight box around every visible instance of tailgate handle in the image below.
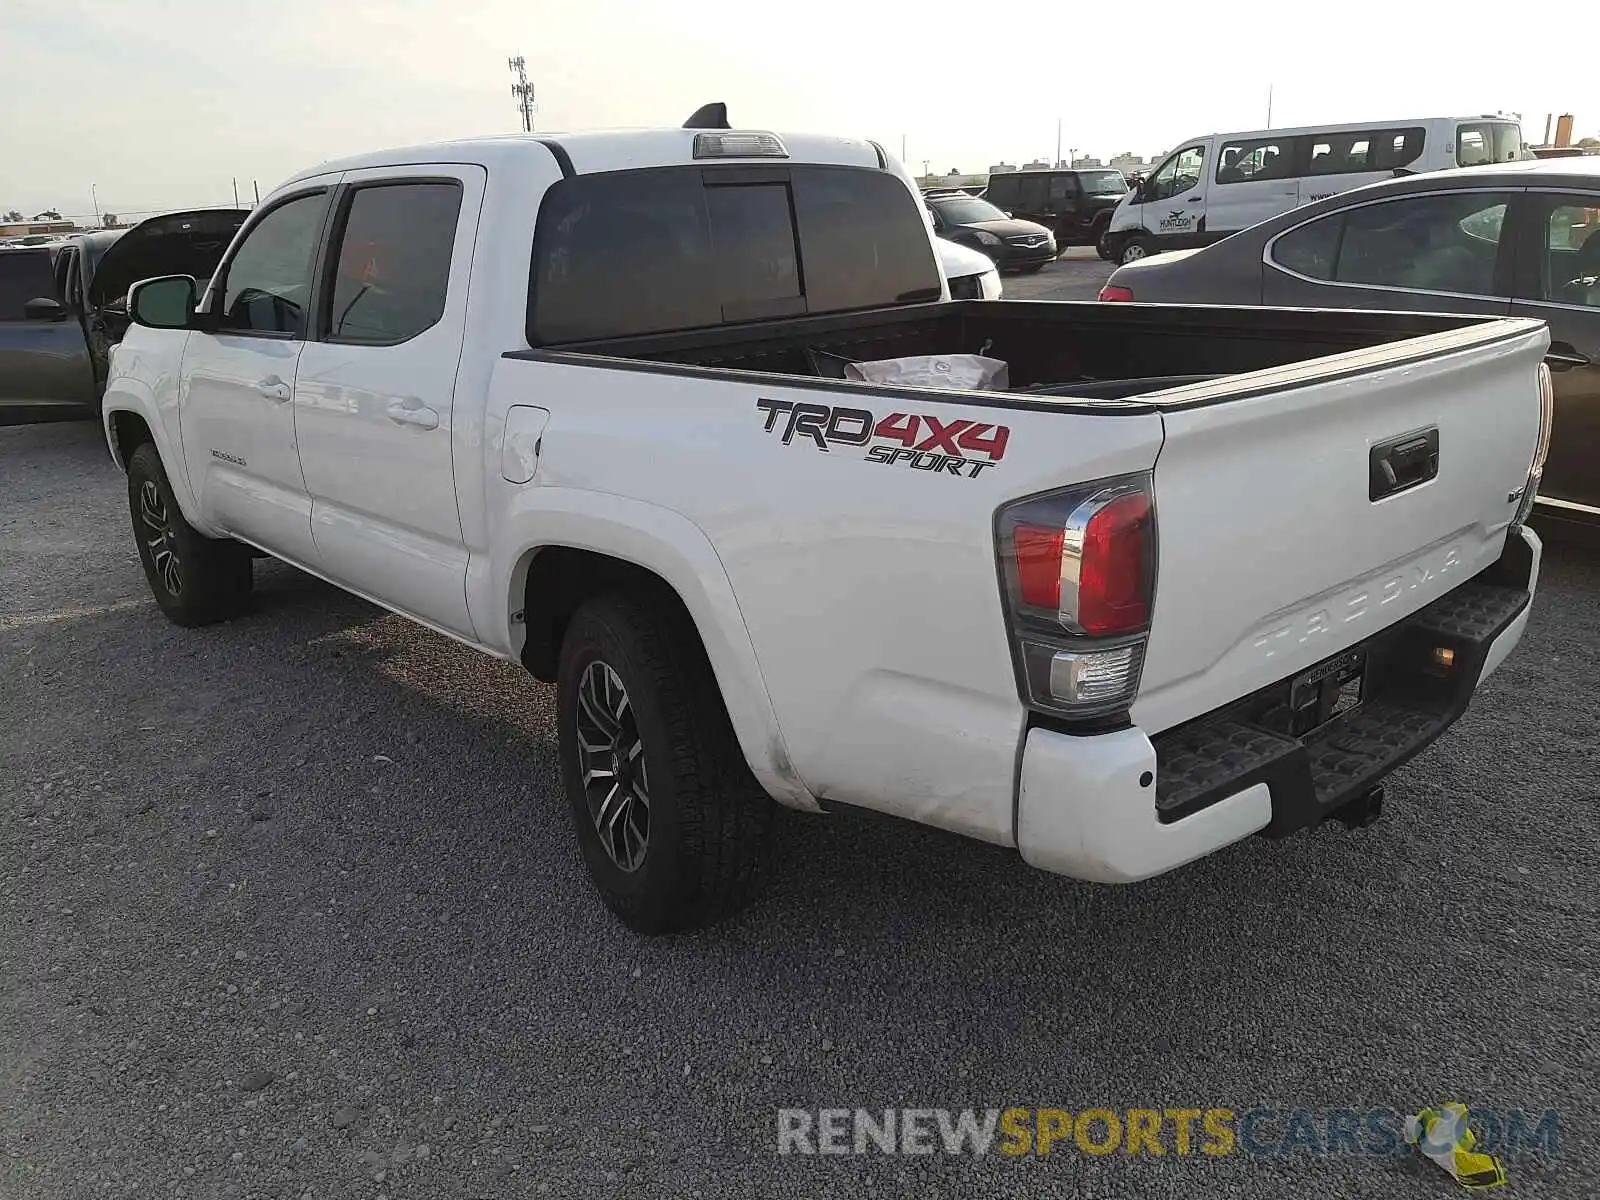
[1369,427,1439,501]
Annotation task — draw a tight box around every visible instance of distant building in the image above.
[1072,155,1105,168]
[1109,152,1149,171]
[0,218,76,239]
[988,162,1018,174]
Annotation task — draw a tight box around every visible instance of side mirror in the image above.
[127,275,197,330]
[23,297,67,322]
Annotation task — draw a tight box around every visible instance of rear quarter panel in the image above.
[485,358,1164,844]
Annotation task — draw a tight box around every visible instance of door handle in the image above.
[1546,342,1591,370]
[253,377,291,402]
[386,397,440,430]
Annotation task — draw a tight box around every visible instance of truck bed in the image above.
[520,299,1493,403]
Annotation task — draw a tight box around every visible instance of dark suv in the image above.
[984,169,1128,257]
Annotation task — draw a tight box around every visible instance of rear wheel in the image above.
[1095,223,1115,260]
[127,443,253,627]
[1119,236,1152,265]
[556,591,774,934]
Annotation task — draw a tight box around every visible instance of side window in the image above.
[216,192,330,337]
[1271,216,1343,280]
[1538,196,1600,307]
[1049,175,1078,203]
[1333,192,1512,295]
[326,182,463,344]
[1307,133,1383,176]
[1372,128,1426,171]
[1216,138,1295,185]
[1149,147,1204,201]
[1015,175,1049,210]
[986,175,1016,208]
[0,251,56,320]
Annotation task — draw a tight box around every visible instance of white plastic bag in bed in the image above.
[844,354,1010,392]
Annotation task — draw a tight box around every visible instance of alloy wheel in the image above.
[574,660,650,872]
[138,480,182,597]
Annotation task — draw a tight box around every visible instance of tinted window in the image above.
[1373,128,1426,171]
[1217,138,1295,184]
[706,184,800,316]
[985,175,1017,206]
[528,166,941,344]
[327,182,462,344]
[1272,216,1342,279]
[793,169,944,313]
[1538,197,1600,306]
[1334,192,1511,295]
[0,250,56,320]
[1049,175,1078,202]
[217,192,329,337]
[1014,175,1049,209]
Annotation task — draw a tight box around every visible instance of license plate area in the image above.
[1284,648,1366,737]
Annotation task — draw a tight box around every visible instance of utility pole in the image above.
[232,178,240,207]
[1266,83,1273,127]
[508,56,535,133]
[253,180,260,206]
[1056,118,1062,167]
[91,183,100,227]
[901,134,907,162]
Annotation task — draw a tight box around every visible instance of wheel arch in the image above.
[496,490,818,812]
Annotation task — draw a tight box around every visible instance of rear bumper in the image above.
[1016,525,1540,883]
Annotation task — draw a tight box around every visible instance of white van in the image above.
[1104,116,1526,264]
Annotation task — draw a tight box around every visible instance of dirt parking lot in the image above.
[2,348,1597,1197]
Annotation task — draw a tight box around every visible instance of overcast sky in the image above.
[3,0,1587,220]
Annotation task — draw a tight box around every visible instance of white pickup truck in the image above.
[103,115,1550,933]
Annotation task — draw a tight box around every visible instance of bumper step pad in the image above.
[1152,578,1530,834]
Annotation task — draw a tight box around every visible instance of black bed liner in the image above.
[505,299,1503,412]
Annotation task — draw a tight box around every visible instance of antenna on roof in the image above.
[684,103,730,130]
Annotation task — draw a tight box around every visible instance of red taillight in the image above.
[1014,524,1065,609]
[997,474,1155,720]
[1098,284,1135,302]
[1076,491,1151,635]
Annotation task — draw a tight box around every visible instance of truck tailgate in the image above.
[1133,319,1547,735]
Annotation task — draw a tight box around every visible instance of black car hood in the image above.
[89,208,249,310]
[961,217,1053,238]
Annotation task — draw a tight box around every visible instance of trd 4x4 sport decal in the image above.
[756,399,1009,479]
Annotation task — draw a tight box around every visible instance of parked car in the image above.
[1100,157,1598,528]
[0,209,246,424]
[1104,115,1527,265]
[103,118,1544,934]
[983,168,1128,255]
[935,235,1002,299]
[924,192,1056,272]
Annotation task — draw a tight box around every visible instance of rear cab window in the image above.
[528,166,942,344]
[0,250,57,320]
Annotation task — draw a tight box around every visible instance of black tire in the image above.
[127,443,253,627]
[557,590,774,934]
[1119,235,1153,265]
[1095,223,1115,260]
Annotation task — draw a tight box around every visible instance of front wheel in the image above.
[127,443,253,627]
[556,591,774,934]
[1095,225,1115,260]
[1119,236,1152,265]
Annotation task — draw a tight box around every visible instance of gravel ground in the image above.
[3,375,1597,1198]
